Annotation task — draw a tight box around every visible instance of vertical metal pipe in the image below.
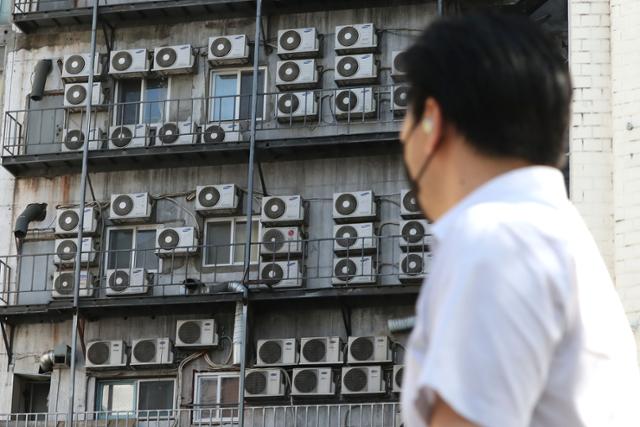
[68,0,100,423]
[437,0,444,16]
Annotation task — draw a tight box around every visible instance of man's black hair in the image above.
[405,12,572,167]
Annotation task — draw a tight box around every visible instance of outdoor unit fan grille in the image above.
[178,321,201,345]
[294,370,318,393]
[278,93,300,115]
[261,263,284,284]
[203,125,226,143]
[65,55,86,75]
[64,130,85,150]
[402,190,419,213]
[337,56,359,77]
[402,221,426,243]
[108,271,130,292]
[133,340,157,363]
[264,198,287,219]
[210,38,232,57]
[395,367,404,388]
[112,195,134,216]
[280,30,301,50]
[158,229,180,250]
[245,371,268,395]
[402,254,424,275]
[262,229,286,253]
[334,259,357,282]
[66,84,87,105]
[335,193,358,216]
[156,48,177,67]
[278,61,300,82]
[350,337,374,361]
[302,339,326,363]
[56,240,77,261]
[337,26,359,47]
[344,368,368,392]
[87,342,110,365]
[259,341,283,365]
[58,210,80,232]
[335,225,358,248]
[336,91,358,112]
[158,123,180,144]
[198,187,220,207]
[394,52,407,73]
[110,126,133,148]
[54,273,75,295]
[112,51,133,71]
[394,86,409,107]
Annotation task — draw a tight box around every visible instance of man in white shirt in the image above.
[399,13,640,427]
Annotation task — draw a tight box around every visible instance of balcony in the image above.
[2,86,405,177]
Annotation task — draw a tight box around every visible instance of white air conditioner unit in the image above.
[400,219,432,249]
[292,368,335,396]
[153,44,195,74]
[276,91,318,122]
[195,184,240,216]
[54,237,98,266]
[156,121,197,145]
[64,82,104,109]
[256,338,298,366]
[61,128,105,152]
[399,252,431,283]
[392,85,409,114]
[85,340,127,369]
[109,192,152,222]
[333,191,377,223]
[52,271,95,299]
[131,338,174,366]
[341,366,385,395]
[332,256,376,286]
[201,122,241,143]
[392,365,403,393]
[335,54,378,86]
[108,124,148,149]
[347,336,392,364]
[208,35,250,65]
[245,369,286,398]
[333,223,377,254]
[62,53,102,82]
[334,88,376,119]
[260,195,305,226]
[276,59,319,90]
[175,319,219,348]
[260,226,304,258]
[109,48,150,77]
[299,336,344,365]
[105,268,150,296]
[156,226,198,256]
[260,260,304,288]
[55,206,100,236]
[400,189,422,219]
[277,27,320,58]
[391,51,407,81]
[335,23,378,54]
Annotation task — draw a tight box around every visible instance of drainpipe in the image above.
[13,203,47,239]
[437,0,444,16]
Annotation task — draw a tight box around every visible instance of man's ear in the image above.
[420,97,444,157]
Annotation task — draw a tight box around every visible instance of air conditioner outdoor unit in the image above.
[276,59,319,90]
[260,260,304,288]
[64,82,104,110]
[157,121,197,145]
[85,340,127,369]
[55,206,100,236]
[392,364,403,393]
[277,27,320,58]
[292,368,335,396]
[52,271,95,299]
[260,226,304,258]
[332,256,376,286]
[260,195,305,226]
[175,319,219,348]
[108,124,148,149]
[347,336,392,364]
[208,35,250,65]
[201,122,241,143]
[256,338,298,366]
[399,252,431,283]
[109,48,150,78]
[400,189,422,219]
[153,44,195,74]
[391,51,407,81]
[335,23,378,54]
[333,191,377,223]
[276,92,318,122]
[299,336,344,365]
[105,268,150,296]
[333,223,377,254]
[400,219,432,249]
[334,88,376,119]
[131,338,174,366]
[195,184,240,216]
[109,192,153,222]
[341,366,385,395]
[334,54,378,86]
[61,128,105,152]
[392,85,409,114]
[156,226,198,256]
[62,53,102,82]
[244,369,286,398]
[54,237,98,266]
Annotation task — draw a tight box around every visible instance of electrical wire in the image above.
[171,351,206,427]
[153,195,201,236]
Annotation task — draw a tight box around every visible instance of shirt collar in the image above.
[430,166,568,242]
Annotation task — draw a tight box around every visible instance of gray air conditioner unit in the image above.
[201,122,241,143]
[277,27,320,58]
[157,122,197,145]
[208,35,250,66]
[256,338,298,366]
[260,195,305,226]
[400,189,422,219]
[131,338,174,366]
[341,366,385,395]
[299,336,344,365]
[332,256,376,286]
[391,51,407,81]
[105,268,150,296]
[333,190,377,223]
[175,319,219,348]
[393,365,403,393]
[195,184,240,216]
[276,59,319,90]
[109,192,152,223]
[86,340,127,369]
[347,336,392,364]
[61,128,105,152]
[400,219,432,250]
[52,271,94,299]
[292,368,335,396]
[54,237,98,266]
[334,88,376,120]
[55,206,99,236]
[334,54,378,86]
[153,44,195,75]
[335,23,378,54]
[64,82,104,110]
[260,260,304,288]
[245,369,286,398]
[333,223,377,255]
[276,91,318,122]
[260,226,304,258]
[108,124,148,149]
[156,226,198,257]
[399,252,431,283]
[392,85,409,115]
[109,49,150,78]
[62,53,102,82]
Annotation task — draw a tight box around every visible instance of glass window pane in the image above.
[234,220,259,264]
[197,377,219,405]
[219,377,239,405]
[239,70,265,120]
[111,384,135,412]
[143,79,168,124]
[138,380,174,414]
[135,230,159,271]
[205,221,232,265]
[211,74,238,122]
[116,80,142,125]
[107,229,133,270]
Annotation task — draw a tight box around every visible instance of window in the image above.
[203,217,260,266]
[96,379,174,419]
[106,226,159,272]
[209,69,266,122]
[115,78,168,125]
[193,373,239,423]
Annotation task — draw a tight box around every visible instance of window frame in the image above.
[103,224,161,274]
[192,372,240,424]
[95,378,176,419]
[208,67,268,123]
[113,77,172,126]
[202,216,261,268]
